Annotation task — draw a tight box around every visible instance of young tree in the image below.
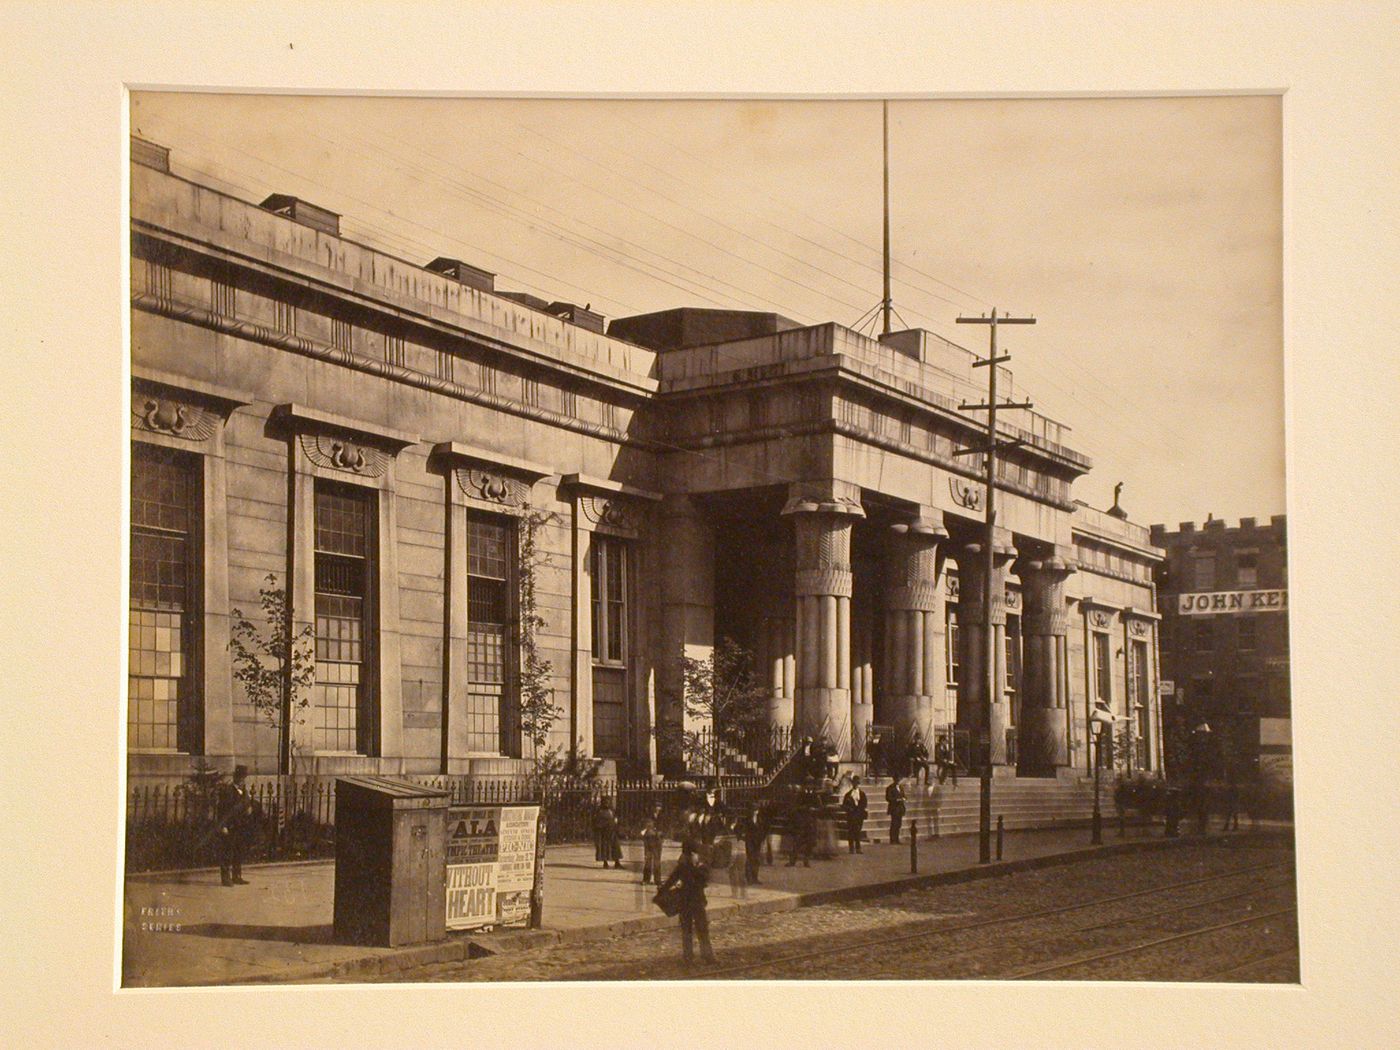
[656,637,771,790]
[228,573,316,775]
[516,508,559,768]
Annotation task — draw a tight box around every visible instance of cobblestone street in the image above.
[379,840,1296,983]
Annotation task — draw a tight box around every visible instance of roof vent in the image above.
[549,301,605,334]
[259,194,340,236]
[425,257,496,293]
[131,136,170,172]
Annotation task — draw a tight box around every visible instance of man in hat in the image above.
[842,775,869,854]
[216,764,255,886]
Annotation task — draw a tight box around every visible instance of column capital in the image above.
[781,479,865,519]
[962,540,1018,563]
[890,511,949,540]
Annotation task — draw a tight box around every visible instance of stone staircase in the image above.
[850,773,1106,841]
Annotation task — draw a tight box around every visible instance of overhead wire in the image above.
[142,104,1197,468]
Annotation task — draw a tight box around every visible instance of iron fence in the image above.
[938,724,972,772]
[687,724,795,775]
[125,776,337,873]
[124,771,771,872]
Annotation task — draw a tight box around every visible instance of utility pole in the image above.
[956,308,1035,863]
[882,99,892,336]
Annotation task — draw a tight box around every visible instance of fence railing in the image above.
[124,772,771,872]
[688,724,795,775]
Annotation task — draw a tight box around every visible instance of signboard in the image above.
[1177,589,1287,615]
[1259,717,1292,748]
[1259,752,1293,786]
[445,803,541,931]
[1160,679,1175,697]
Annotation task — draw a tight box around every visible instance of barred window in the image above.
[467,515,517,755]
[129,444,200,752]
[314,482,375,754]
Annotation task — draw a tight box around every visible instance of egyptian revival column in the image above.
[955,534,1018,768]
[1017,554,1077,775]
[883,515,950,745]
[784,484,863,759]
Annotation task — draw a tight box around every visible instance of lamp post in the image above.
[1090,700,1115,845]
[1092,721,1104,845]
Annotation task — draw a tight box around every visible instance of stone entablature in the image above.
[657,321,1089,473]
[131,162,655,392]
[1072,502,1162,587]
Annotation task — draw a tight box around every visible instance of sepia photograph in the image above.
[122,92,1295,987]
[5,3,1398,1048]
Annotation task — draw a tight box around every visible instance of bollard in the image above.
[996,815,1004,861]
[910,819,918,874]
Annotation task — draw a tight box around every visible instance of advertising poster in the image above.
[495,805,541,926]
[445,804,540,930]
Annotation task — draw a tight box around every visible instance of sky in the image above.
[130,93,1284,529]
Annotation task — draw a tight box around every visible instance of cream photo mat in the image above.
[3,2,1396,1048]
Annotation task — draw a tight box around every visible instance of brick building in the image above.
[1149,516,1290,784]
[127,137,1165,791]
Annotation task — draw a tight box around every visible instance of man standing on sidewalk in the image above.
[842,776,868,854]
[215,765,254,886]
[885,777,907,845]
[660,843,716,967]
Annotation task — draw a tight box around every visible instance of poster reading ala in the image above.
[446,803,541,931]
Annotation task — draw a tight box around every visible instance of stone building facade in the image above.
[127,138,1165,785]
[1150,516,1291,784]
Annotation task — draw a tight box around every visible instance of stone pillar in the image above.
[883,516,949,745]
[1017,554,1076,774]
[784,484,863,759]
[955,535,1017,768]
[763,612,796,728]
[657,495,714,774]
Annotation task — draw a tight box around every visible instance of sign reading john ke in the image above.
[1177,589,1286,615]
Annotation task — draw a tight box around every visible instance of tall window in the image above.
[1093,631,1112,705]
[467,515,518,755]
[1236,552,1258,588]
[313,482,375,754]
[1194,553,1217,590]
[130,445,200,752]
[590,535,628,759]
[1004,614,1020,725]
[946,607,961,688]
[1130,639,1151,760]
[1194,619,1214,652]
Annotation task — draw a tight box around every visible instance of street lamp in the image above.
[1090,700,1118,845]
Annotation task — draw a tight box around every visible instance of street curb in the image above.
[230,828,1291,985]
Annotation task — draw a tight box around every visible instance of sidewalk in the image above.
[121,822,1285,986]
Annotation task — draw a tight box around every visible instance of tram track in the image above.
[1193,946,1301,982]
[693,859,1293,981]
[1006,906,1298,980]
